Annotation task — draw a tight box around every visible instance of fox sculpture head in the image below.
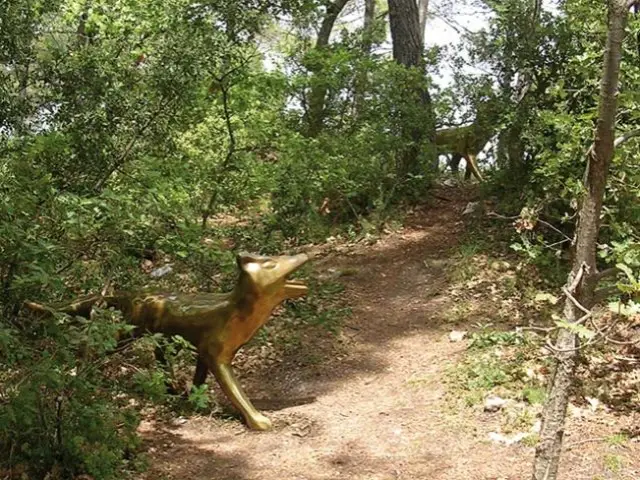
[236,252,310,301]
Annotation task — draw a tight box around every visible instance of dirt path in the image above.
[138,189,639,480]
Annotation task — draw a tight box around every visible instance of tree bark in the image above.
[388,0,422,67]
[418,0,429,44]
[532,1,631,478]
[388,0,435,177]
[306,0,350,136]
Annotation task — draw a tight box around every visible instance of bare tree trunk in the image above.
[418,0,429,44]
[388,0,435,178]
[306,0,350,136]
[532,1,631,478]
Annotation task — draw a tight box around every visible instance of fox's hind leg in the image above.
[193,355,208,386]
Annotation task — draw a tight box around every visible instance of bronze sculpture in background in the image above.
[24,252,311,431]
[435,95,501,182]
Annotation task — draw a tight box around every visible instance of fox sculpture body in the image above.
[25,252,311,430]
[434,124,486,182]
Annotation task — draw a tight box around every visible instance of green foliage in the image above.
[469,327,528,349]
[606,432,629,447]
[447,324,543,408]
[7,0,640,476]
[287,279,351,333]
[0,309,141,479]
[454,0,640,317]
[522,386,547,405]
[188,384,212,412]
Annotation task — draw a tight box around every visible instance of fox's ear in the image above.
[236,252,262,271]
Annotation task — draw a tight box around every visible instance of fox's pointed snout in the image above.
[283,253,310,275]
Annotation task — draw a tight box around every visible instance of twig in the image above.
[586,126,640,161]
[487,211,573,243]
[601,333,640,346]
[486,211,518,220]
[565,437,606,450]
[431,193,452,202]
[55,395,63,448]
[516,325,556,333]
[567,263,586,292]
[202,66,243,228]
[544,238,571,249]
[613,354,640,363]
[545,337,598,354]
[538,219,573,243]
[562,286,591,316]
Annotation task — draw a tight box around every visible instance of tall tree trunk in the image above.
[418,0,429,44]
[363,0,376,53]
[306,0,350,137]
[388,0,422,67]
[388,0,435,178]
[532,1,631,478]
[355,0,376,116]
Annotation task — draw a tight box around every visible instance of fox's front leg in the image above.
[208,356,272,431]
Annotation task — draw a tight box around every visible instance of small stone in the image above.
[150,264,173,278]
[531,420,542,433]
[462,201,483,216]
[488,431,527,445]
[170,416,188,426]
[484,395,508,412]
[585,396,600,411]
[449,330,467,342]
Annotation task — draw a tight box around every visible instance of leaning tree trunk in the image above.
[532,1,631,478]
[388,0,435,178]
[305,0,349,137]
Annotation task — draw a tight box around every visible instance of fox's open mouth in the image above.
[284,279,308,297]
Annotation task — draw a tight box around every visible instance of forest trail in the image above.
[136,188,634,480]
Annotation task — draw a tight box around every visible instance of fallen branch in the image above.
[594,267,621,283]
[486,211,573,242]
[614,127,640,147]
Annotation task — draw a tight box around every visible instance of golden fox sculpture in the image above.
[24,252,311,430]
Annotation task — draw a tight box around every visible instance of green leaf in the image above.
[608,301,640,317]
[534,292,559,305]
[554,319,596,340]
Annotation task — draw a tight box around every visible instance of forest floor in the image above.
[136,185,640,480]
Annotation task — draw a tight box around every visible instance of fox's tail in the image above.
[23,294,104,318]
[23,300,51,313]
